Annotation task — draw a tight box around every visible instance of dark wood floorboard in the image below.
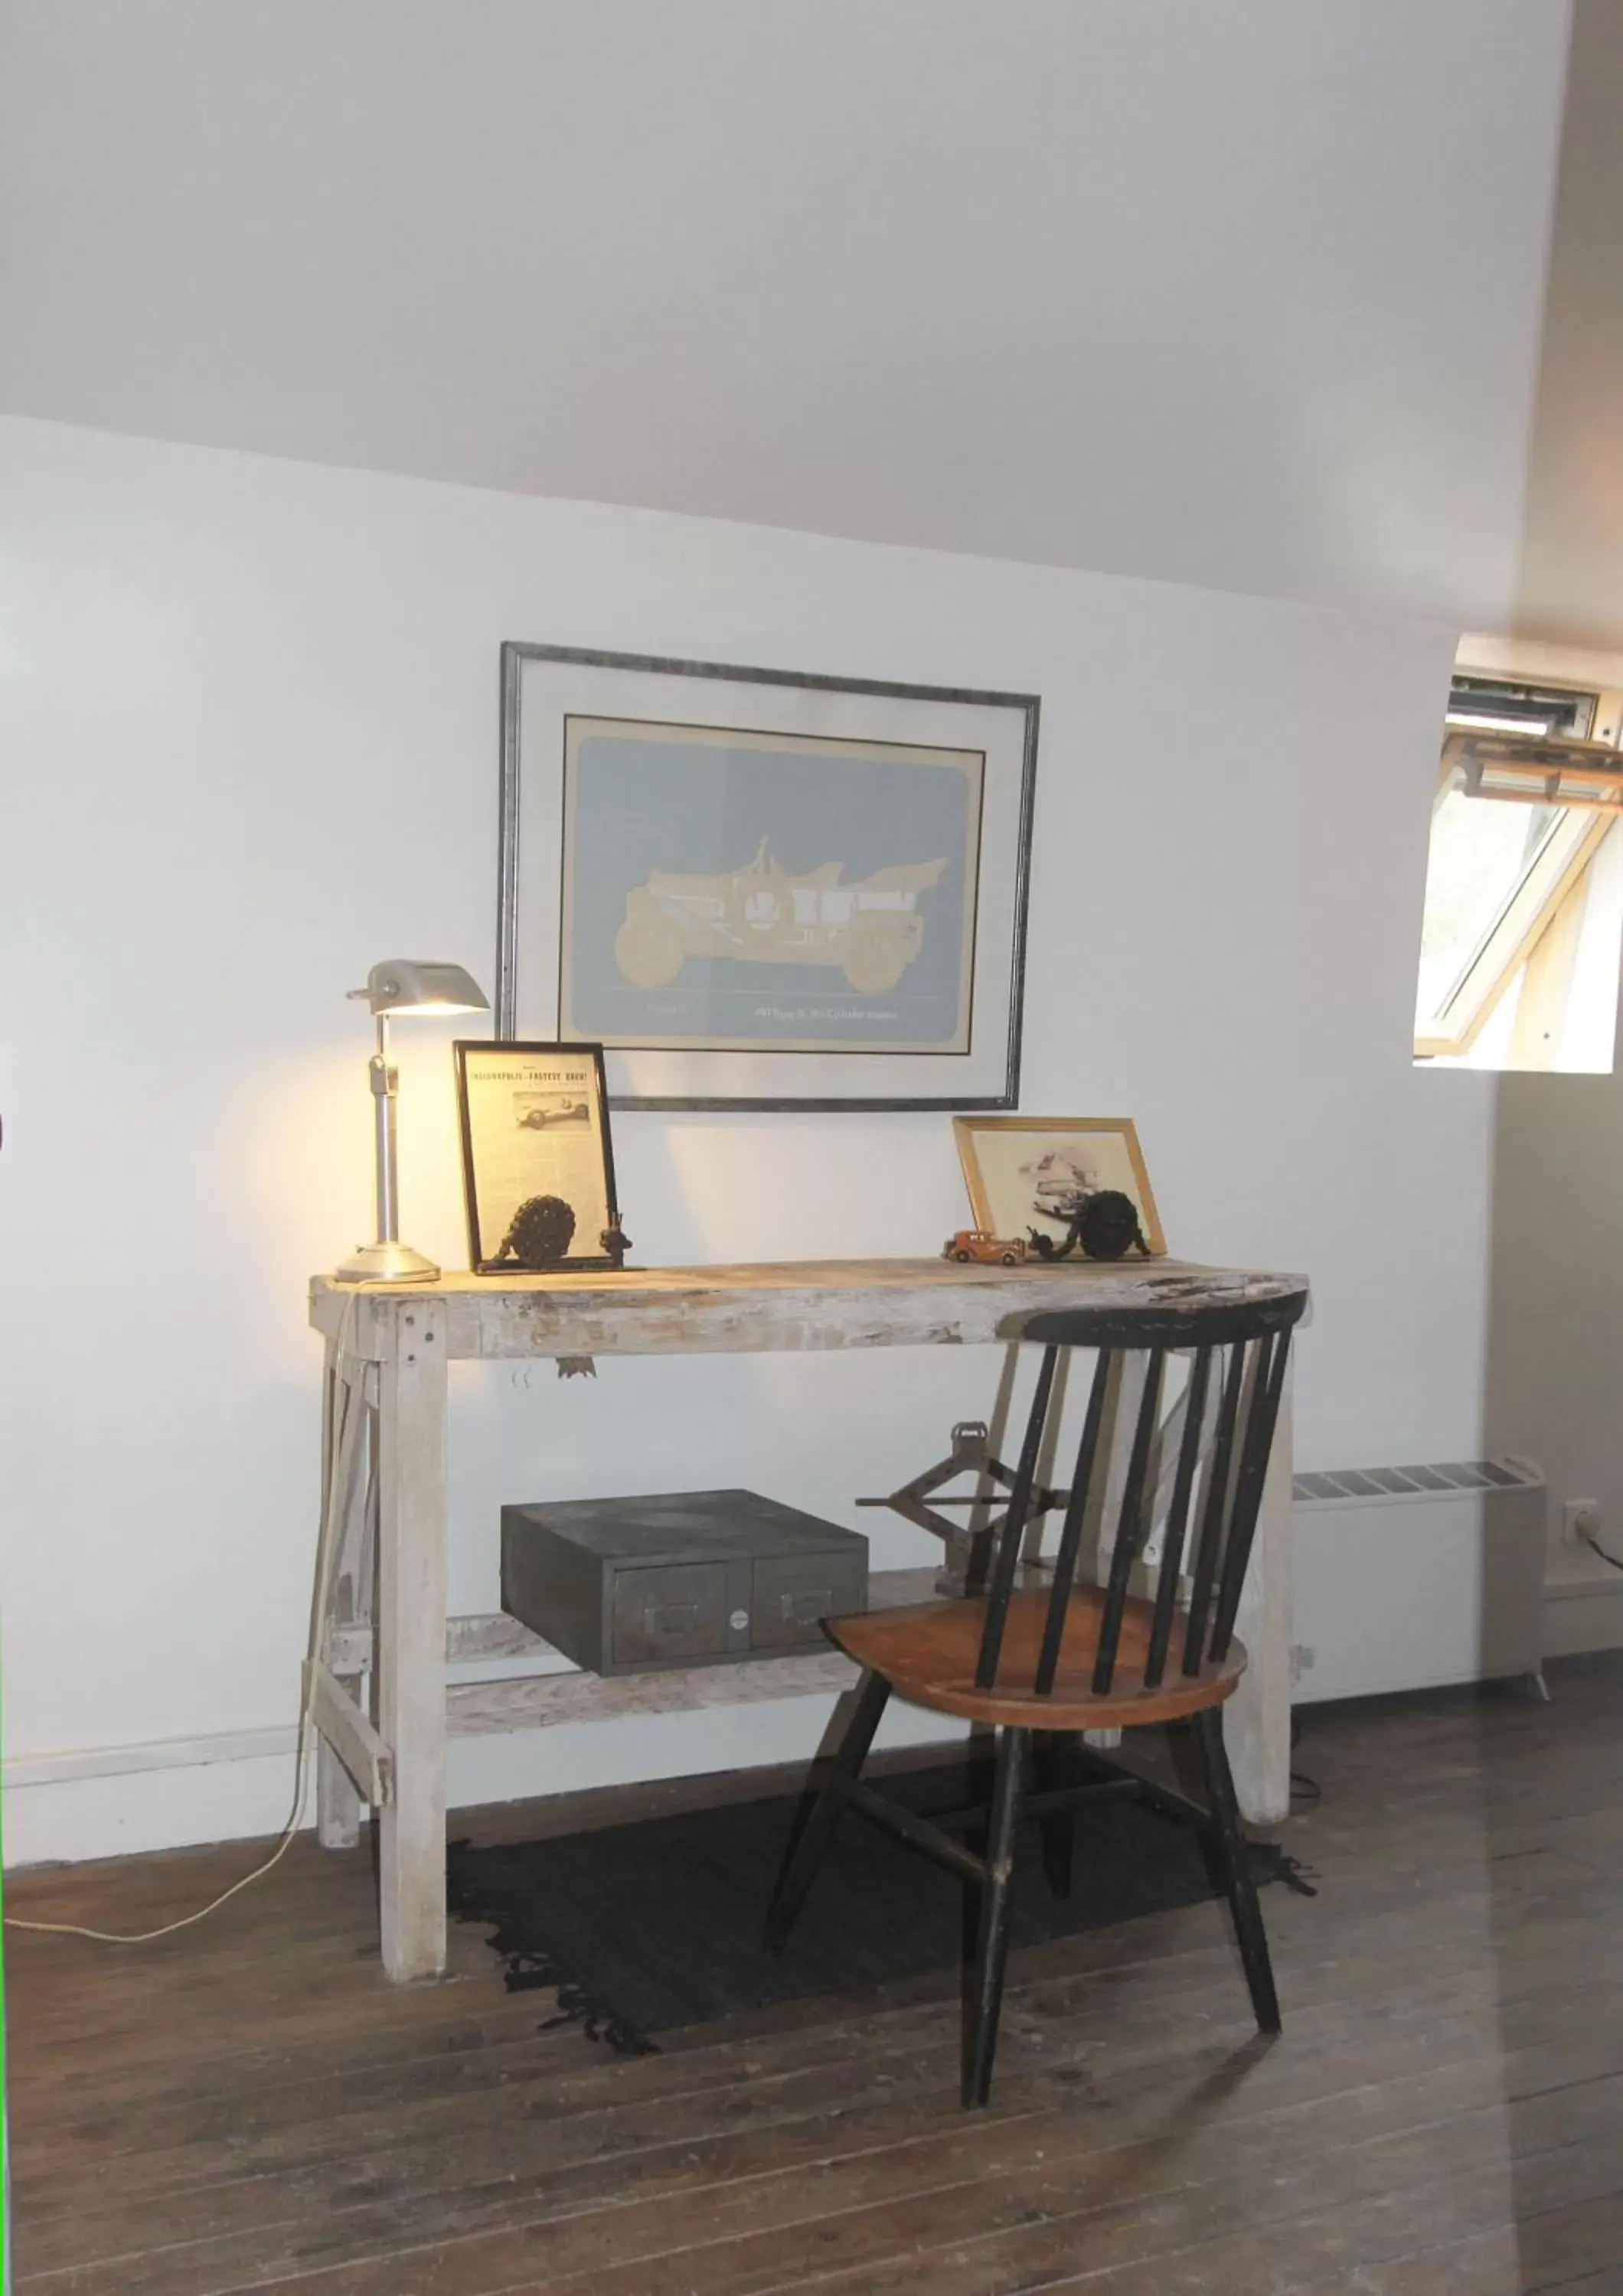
[8,1655,1623,2293]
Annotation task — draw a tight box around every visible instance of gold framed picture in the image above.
[952,1116,1167,1257]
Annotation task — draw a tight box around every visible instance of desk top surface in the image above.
[311,1256,1307,1358]
[313,1254,1301,1303]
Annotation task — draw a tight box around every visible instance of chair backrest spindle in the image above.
[1142,1343,1212,1688]
[1091,1349,1165,1694]
[1208,1326,1293,1662]
[1181,1339,1246,1675]
[1033,1348,1115,1694]
[974,1343,1059,1689]
[1002,1287,1305,1704]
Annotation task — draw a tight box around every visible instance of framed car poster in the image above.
[496,644,1040,1110]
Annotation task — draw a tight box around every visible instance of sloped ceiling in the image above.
[0,1,1576,628]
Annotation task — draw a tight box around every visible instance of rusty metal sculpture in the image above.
[858,1419,1066,1595]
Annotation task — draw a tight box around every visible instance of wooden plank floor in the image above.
[8,1655,1623,2294]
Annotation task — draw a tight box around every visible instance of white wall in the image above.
[1487,996,1623,1656]
[0,415,1480,1863]
[1513,0,1623,652]
[1469,0,1623,1652]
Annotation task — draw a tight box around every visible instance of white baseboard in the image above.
[3,1696,964,1870]
[4,1753,309,1869]
[5,1724,299,1791]
[1543,1572,1623,1657]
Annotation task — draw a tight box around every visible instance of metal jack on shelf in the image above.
[335,959,488,1285]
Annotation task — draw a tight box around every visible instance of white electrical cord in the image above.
[7,1291,367,1945]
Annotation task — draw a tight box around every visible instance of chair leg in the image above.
[964,1724,1028,2108]
[1033,1732,1075,1900]
[1194,1707,1281,2035]
[765,1669,891,1952]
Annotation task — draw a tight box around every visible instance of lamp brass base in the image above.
[333,1240,442,1284]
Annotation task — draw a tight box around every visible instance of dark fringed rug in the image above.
[448,1755,1314,2054]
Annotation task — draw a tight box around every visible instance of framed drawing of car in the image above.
[952,1115,1167,1257]
[497,644,1040,1109]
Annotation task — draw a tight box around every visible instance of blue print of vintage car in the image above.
[612,837,948,997]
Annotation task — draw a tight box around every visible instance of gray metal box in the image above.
[499,1488,869,1677]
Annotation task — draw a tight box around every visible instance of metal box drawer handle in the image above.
[780,1588,832,1625]
[642,1601,700,1636]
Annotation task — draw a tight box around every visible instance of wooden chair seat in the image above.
[827,1587,1247,1730]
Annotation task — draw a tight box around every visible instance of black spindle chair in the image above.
[765,1287,1308,2107]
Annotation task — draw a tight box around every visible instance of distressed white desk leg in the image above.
[317,1719,364,1848]
[377,1296,449,1982]
[314,1339,354,1848]
[1223,1357,1293,1826]
[316,1343,370,1851]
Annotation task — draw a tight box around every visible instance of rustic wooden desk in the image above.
[307,1256,1305,1985]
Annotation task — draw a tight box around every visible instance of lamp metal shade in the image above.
[351,960,489,1017]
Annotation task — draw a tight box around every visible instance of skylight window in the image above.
[1415,663,1623,1073]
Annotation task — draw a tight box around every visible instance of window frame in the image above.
[1415,803,1614,1058]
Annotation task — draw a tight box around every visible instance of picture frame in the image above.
[454,1040,622,1273]
[952,1116,1167,1257]
[497,643,1040,1110]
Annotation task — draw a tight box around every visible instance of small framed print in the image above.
[497,644,1040,1110]
[454,1042,622,1273]
[952,1116,1167,1256]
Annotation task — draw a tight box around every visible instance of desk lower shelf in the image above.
[448,1640,883,1737]
[321,1567,938,1770]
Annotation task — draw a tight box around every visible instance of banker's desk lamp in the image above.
[337,959,488,1283]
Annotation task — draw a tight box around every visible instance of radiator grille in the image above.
[1293,1458,1541,1504]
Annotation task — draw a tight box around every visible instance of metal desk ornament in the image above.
[859,1419,1066,1596]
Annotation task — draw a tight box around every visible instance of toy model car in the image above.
[943,1229,1028,1267]
[613,837,947,996]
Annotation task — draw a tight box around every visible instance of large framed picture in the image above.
[498,644,1040,1109]
[454,1041,622,1272]
[953,1116,1167,1257]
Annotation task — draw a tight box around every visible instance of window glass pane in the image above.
[1415,793,1562,1025]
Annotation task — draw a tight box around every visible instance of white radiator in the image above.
[1292,1456,1546,1704]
